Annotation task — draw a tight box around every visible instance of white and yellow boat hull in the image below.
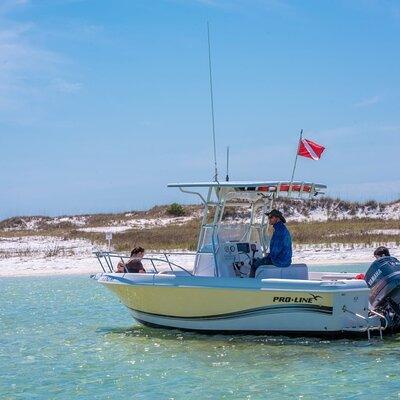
[96,273,378,334]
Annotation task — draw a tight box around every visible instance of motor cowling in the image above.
[365,256,400,332]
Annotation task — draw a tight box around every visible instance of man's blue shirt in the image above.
[268,221,292,268]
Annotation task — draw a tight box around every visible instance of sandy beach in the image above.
[1,235,398,277]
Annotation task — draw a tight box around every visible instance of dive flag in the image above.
[298,138,325,160]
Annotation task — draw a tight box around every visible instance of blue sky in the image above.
[0,0,399,218]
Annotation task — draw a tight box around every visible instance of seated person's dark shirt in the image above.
[125,259,145,273]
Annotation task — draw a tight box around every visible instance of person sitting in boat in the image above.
[374,246,390,259]
[355,247,394,281]
[116,247,146,273]
[249,209,292,277]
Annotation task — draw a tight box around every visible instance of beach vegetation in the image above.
[166,203,185,217]
[0,198,399,251]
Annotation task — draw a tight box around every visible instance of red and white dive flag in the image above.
[298,138,325,160]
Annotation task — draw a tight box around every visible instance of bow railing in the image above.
[94,250,195,276]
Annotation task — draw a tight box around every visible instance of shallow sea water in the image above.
[1,263,400,399]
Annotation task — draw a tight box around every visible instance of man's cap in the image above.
[266,209,286,223]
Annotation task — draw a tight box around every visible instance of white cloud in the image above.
[0,0,30,16]
[0,1,85,125]
[0,23,60,122]
[348,0,400,21]
[318,123,399,141]
[53,79,82,94]
[354,95,382,108]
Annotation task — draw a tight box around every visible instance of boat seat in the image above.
[255,263,309,280]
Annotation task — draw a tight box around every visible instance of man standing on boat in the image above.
[249,209,292,277]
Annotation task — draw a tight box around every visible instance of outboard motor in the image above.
[365,256,400,332]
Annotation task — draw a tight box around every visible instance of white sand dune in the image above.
[1,235,398,277]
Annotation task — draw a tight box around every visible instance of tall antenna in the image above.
[225,146,230,181]
[207,21,218,182]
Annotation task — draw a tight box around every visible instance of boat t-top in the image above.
[93,180,400,338]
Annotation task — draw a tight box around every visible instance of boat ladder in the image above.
[342,305,388,340]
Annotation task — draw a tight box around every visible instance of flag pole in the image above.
[289,129,303,190]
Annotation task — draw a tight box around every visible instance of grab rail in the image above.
[94,251,195,276]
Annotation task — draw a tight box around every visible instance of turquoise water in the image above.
[1,264,400,399]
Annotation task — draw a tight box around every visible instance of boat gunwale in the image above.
[97,273,371,293]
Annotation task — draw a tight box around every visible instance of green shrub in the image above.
[166,203,185,217]
[364,200,378,209]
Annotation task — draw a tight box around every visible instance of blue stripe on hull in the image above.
[128,304,333,321]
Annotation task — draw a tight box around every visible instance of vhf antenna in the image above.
[207,21,218,182]
[226,146,230,181]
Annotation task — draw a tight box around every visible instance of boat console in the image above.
[193,241,261,277]
[217,241,261,277]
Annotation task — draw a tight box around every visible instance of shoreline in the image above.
[0,254,375,278]
[1,240,398,278]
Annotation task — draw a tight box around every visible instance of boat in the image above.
[92,180,400,337]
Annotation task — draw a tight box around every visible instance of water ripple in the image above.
[1,273,400,399]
